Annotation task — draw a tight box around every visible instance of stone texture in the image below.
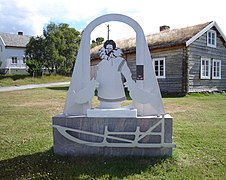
[52,114,174,157]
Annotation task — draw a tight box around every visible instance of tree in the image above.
[91,37,104,48]
[25,36,46,76]
[25,22,81,76]
[43,23,81,75]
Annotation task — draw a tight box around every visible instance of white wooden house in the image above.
[0,32,31,74]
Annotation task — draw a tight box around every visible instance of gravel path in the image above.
[0,82,70,92]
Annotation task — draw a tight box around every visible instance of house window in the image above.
[154,58,165,78]
[201,58,211,79]
[212,59,221,79]
[207,30,216,48]
[23,57,26,64]
[11,57,18,64]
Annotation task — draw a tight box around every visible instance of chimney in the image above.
[18,32,23,35]
[160,25,170,32]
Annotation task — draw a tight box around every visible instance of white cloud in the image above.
[0,0,226,42]
[0,0,49,35]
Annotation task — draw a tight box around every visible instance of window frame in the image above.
[200,57,211,79]
[212,59,221,79]
[153,57,166,79]
[22,56,26,64]
[11,56,18,64]
[207,30,216,48]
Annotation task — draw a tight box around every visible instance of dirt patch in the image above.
[165,102,207,114]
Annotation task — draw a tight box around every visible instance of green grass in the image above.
[0,74,70,87]
[0,88,225,179]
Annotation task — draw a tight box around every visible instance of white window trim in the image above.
[207,30,216,48]
[153,57,165,78]
[201,58,211,79]
[212,59,221,79]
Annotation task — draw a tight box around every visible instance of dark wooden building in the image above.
[91,21,226,95]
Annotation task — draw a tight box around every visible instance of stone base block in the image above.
[87,108,137,117]
[52,114,174,157]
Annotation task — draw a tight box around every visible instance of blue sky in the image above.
[1,0,226,41]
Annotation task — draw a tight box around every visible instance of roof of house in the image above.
[147,22,211,49]
[117,21,213,51]
[91,21,226,58]
[0,33,31,48]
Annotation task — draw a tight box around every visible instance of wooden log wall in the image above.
[126,47,185,94]
[188,29,226,92]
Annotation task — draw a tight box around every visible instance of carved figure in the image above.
[96,40,133,109]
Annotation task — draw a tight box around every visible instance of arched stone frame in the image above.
[82,13,146,76]
[64,13,165,116]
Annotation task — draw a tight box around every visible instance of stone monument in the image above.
[52,13,175,157]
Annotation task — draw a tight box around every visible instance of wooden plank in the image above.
[188,32,226,92]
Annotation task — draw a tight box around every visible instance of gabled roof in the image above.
[147,21,212,49]
[186,21,226,46]
[91,21,226,58]
[0,33,31,48]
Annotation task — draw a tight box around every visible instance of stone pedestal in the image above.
[87,108,137,117]
[52,114,175,157]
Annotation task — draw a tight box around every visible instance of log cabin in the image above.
[91,21,226,95]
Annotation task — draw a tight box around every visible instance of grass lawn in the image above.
[0,74,70,87]
[0,87,225,179]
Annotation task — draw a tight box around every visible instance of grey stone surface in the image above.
[52,114,174,157]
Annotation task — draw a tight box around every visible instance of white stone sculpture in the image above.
[63,13,165,116]
[96,40,126,109]
[52,14,175,156]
